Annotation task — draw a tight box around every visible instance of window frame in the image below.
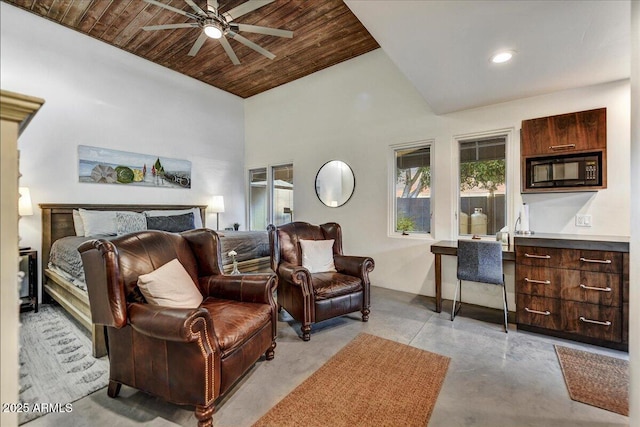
[388,139,435,239]
[453,128,515,240]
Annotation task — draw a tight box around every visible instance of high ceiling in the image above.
[3,1,631,112]
[346,0,631,114]
[3,0,379,98]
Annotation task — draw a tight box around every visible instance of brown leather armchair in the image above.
[79,229,277,427]
[268,222,374,341]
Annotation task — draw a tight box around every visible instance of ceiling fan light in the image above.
[204,23,223,39]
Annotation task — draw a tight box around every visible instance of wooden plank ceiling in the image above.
[4,0,380,98]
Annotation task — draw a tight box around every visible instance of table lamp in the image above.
[210,195,224,230]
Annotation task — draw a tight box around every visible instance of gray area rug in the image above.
[19,305,109,424]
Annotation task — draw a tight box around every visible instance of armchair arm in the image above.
[128,303,216,344]
[199,273,277,305]
[277,262,312,287]
[333,255,375,280]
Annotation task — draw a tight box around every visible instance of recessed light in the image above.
[491,51,514,64]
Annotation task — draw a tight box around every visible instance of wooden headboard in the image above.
[40,204,207,277]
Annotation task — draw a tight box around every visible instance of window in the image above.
[392,142,433,235]
[272,164,294,226]
[458,135,507,237]
[248,164,294,230]
[248,168,267,231]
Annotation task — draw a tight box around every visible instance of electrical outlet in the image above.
[576,214,592,227]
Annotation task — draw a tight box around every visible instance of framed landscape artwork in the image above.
[78,145,191,189]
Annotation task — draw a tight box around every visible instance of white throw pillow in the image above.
[299,239,337,273]
[78,209,117,236]
[137,258,203,309]
[143,208,203,228]
[72,209,85,236]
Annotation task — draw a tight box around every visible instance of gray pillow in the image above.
[116,211,147,236]
[146,212,195,233]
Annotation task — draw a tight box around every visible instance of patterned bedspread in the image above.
[218,231,270,264]
[48,236,99,288]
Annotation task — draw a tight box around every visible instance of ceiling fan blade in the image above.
[219,37,241,65]
[207,0,219,12]
[143,0,200,20]
[223,0,274,21]
[236,24,293,38]
[188,32,209,56]
[142,23,198,31]
[228,31,275,60]
[184,0,206,16]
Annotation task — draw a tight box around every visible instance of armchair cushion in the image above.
[299,239,336,273]
[137,258,204,308]
[201,297,273,354]
[312,272,362,300]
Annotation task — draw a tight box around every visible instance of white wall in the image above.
[1,3,246,300]
[245,49,630,309]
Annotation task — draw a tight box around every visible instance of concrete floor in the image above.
[25,286,629,427]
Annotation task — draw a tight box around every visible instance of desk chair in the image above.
[451,239,508,333]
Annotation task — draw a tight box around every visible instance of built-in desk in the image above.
[430,240,515,313]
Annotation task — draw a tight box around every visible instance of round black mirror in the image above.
[315,160,355,208]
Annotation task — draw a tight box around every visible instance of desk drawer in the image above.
[562,301,622,343]
[516,246,563,268]
[516,247,622,274]
[563,250,622,274]
[559,270,621,307]
[516,265,561,298]
[516,294,561,331]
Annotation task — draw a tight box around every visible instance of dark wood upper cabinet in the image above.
[521,108,607,193]
[521,108,606,156]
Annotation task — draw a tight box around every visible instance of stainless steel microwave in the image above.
[525,152,602,190]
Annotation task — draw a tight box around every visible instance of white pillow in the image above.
[137,259,203,308]
[299,239,337,273]
[144,208,203,228]
[78,209,117,236]
[72,209,85,236]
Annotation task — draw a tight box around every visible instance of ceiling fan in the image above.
[142,0,293,65]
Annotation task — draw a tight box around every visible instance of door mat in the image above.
[555,345,628,416]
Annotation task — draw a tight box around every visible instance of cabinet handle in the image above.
[524,307,551,316]
[579,284,612,292]
[524,253,551,259]
[524,278,551,285]
[579,257,612,264]
[548,144,576,150]
[579,316,611,326]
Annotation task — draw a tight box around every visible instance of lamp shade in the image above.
[18,187,33,216]
[210,196,225,213]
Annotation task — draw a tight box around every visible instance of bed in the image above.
[40,204,271,358]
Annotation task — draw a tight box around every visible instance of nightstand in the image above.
[19,248,38,312]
